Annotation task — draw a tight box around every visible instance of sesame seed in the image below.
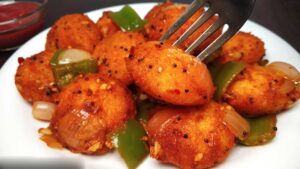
[88,142,101,152]
[38,86,44,90]
[194,153,203,161]
[139,94,148,100]
[81,21,89,25]
[158,66,163,73]
[100,83,111,90]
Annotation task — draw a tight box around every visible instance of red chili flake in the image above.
[83,101,97,113]
[155,44,162,48]
[86,88,93,96]
[150,25,156,30]
[129,47,135,56]
[18,57,25,64]
[168,89,180,95]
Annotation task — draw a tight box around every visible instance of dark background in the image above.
[1,0,299,68]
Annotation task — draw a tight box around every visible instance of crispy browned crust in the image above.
[96,11,120,38]
[92,31,145,86]
[126,41,215,106]
[144,2,221,53]
[50,74,135,154]
[224,64,299,117]
[218,32,265,64]
[46,14,101,53]
[147,102,235,169]
[15,51,59,103]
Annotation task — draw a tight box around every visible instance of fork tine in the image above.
[160,0,207,42]
[185,18,225,54]
[173,7,215,47]
[196,27,237,61]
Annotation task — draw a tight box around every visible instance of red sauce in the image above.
[0,1,45,50]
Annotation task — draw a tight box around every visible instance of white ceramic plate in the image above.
[0,3,299,169]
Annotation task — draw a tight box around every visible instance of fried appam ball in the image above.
[218,32,265,64]
[92,31,145,86]
[15,51,59,103]
[224,64,299,117]
[144,2,221,53]
[126,41,214,106]
[96,11,120,38]
[50,74,135,154]
[46,14,101,53]
[147,102,235,169]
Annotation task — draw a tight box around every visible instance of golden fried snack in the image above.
[50,74,135,154]
[144,2,221,53]
[96,11,120,38]
[46,14,101,53]
[92,31,145,86]
[147,102,235,169]
[224,64,299,117]
[218,32,265,64]
[15,51,59,103]
[126,41,214,106]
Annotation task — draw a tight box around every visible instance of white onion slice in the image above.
[267,62,300,82]
[223,106,250,140]
[296,82,300,92]
[58,49,92,65]
[279,79,295,94]
[147,110,180,136]
[32,101,57,121]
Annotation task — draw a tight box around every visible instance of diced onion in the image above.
[279,79,295,94]
[32,101,56,121]
[267,62,300,82]
[223,106,250,140]
[58,49,92,65]
[296,83,300,92]
[40,134,63,149]
[147,110,180,136]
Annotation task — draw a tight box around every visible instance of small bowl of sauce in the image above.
[0,0,48,51]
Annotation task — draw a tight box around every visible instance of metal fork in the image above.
[160,0,256,61]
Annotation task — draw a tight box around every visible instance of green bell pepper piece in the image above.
[50,50,98,89]
[109,5,146,31]
[240,115,277,146]
[113,119,149,169]
[213,62,246,101]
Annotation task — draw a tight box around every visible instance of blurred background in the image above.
[0,0,299,67]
